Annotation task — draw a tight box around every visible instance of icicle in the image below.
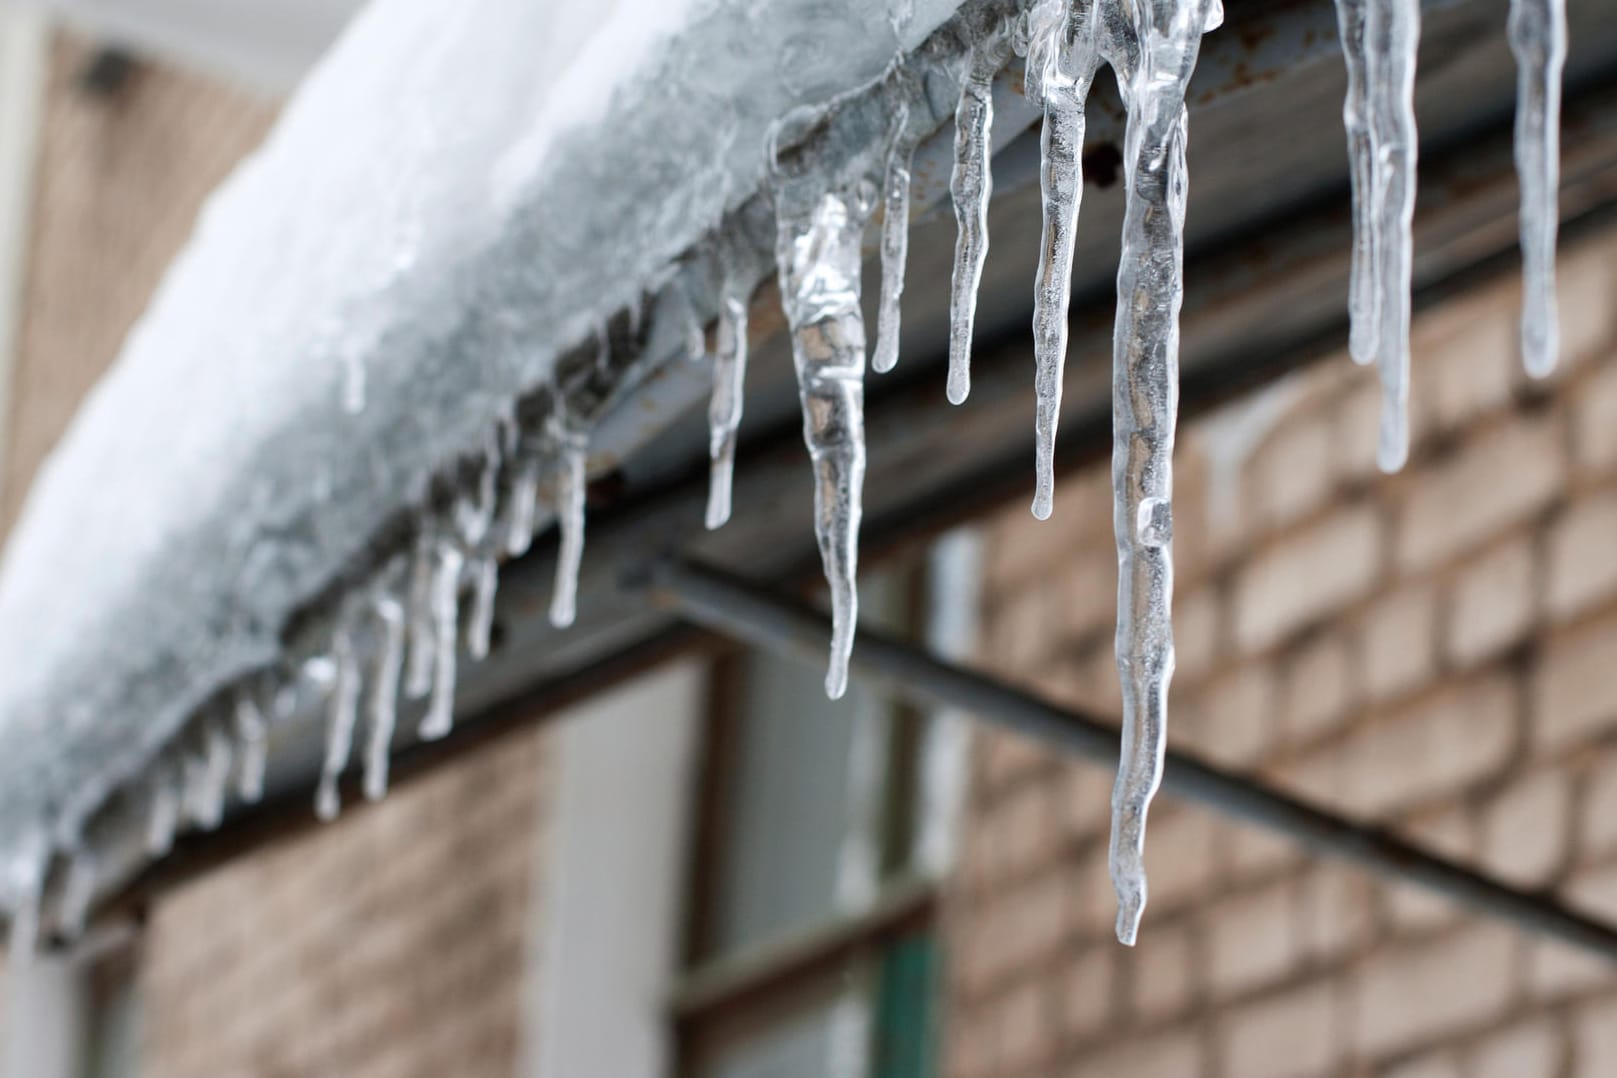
[146,764,180,856]
[548,407,589,629]
[232,689,268,804]
[1105,0,1217,947]
[315,625,362,821]
[872,104,917,375]
[769,123,879,700]
[1508,0,1566,378]
[1334,0,1379,365]
[403,527,437,699]
[418,540,466,740]
[184,720,232,831]
[1028,0,1103,520]
[946,28,1010,405]
[58,850,96,941]
[1367,0,1419,472]
[365,592,406,801]
[505,454,542,556]
[705,277,751,530]
[467,555,499,660]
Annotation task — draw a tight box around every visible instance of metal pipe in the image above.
[649,558,1617,960]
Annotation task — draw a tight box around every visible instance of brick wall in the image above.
[138,729,553,1078]
[945,229,1617,1077]
[0,34,272,530]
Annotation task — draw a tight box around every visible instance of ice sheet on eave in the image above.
[0,0,963,857]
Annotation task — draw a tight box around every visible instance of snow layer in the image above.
[0,0,961,893]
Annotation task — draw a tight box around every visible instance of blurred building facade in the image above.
[2,6,1617,1078]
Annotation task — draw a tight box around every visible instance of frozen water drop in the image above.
[706,277,752,530]
[365,592,406,802]
[1508,0,1566,379]
[403,528,437,700]
[947,31,1009,406]
[549,409,589,629]
[316,625,361,822]
[232,689,268,804]
[467,555,499,660]
[873,105,916,376]
[419,541,466,740]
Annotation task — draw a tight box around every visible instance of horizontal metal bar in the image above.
[650,559,1617,961]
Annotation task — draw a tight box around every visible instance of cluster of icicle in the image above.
[0,390,598,970]
[733,0,1568,945]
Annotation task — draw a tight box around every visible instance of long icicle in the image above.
[1335,0,1380,365]
[1367,0,1419,472]
[365,591,406,801]
[146,763,180,856]
[1029,0,1102,520]
[1508,0,1566,378]
[316,623,361,821]
[872,103,916,375]
[946,28,1010,405]
[1107,0,1217,946]
[705,276,752,529]
[403,527,437,700]
[467,555,499,660]
[770,122,878,700]
[419,540,466,740]
[549,407,589,629]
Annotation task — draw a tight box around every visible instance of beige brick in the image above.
[1338,676,1516,814]
[1574,995,1617,1078]
[1061,947,1116,1043]
[1396,414,1563,573]
[1234,505,1384,653]
[1360,585,1438,702]
[1057,760,1112,843]
[1572,361,1617,474]
[1567,862,1617,923]
[1580,751,1617,859]
[1189,663,1277,768]
[1224,818,1306,880]
[1411,281,1519,437]
[1129,921,1195,1022]
[1382,1054,1462,1078]
[1533,613,1617,752]
[1351,923,1517,1057]
[1251,413,1338,530]
[1174,586,1222,685]
[1469,1018,1561,1078]
[1206,879,1299,998]
[1546,490,1617,621]
[1527,937,1614,999]
[1443,537,1536,668]
[1278,632,1357,744]
[1553,237,1617,373]
[1217,980,1338,1078]
[1068,1028,1201,1078]
[1141,808,1220,913]
[1481,769,1570,887]
[1386,808,1476,933]
[1334,376,1385,487]
[994,978,1051,1074]
[1298,864,1375,962]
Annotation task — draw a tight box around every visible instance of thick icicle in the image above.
[946,29,1009,405]
[1366,0,1419,472]
[1028,0,1103,520]
[418,540,466,740]
[1335,0,1379,366]
[365,592,407,801]
[1106,0,1217,947]
[548,408,589,629]
[316,625,362,821]
[184,719,233,831]
[705,277,751,530]
[872,105,917,376]
[770,123,878,700]
[467,555,499,660]
[505,454,542,556]
[232,689,268,804]
[1508,0,1566,378]
[403,528,437,699]
[146,764,180,856]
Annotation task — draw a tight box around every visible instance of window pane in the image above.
[702,989,870,1078]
